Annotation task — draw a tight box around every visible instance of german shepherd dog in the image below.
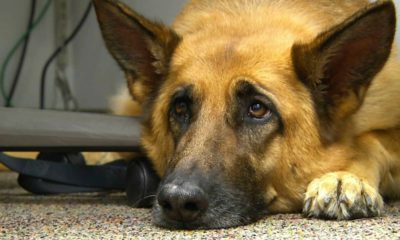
[93,0,400,229]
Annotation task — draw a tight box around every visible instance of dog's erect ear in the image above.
[93,0,180,103]
[292,1,396,141]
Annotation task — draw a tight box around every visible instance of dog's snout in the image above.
[157,183,208,223]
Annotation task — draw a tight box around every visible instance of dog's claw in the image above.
[303,198,312,215]
[303,172,383,220]
[365,194,374,209]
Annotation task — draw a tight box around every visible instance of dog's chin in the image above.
[152,204,263,230]
[151,191,267,229]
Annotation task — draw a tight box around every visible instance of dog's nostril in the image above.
[160,201,173,211]
[184,201,199,212]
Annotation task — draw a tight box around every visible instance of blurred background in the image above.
[0,0,399,112]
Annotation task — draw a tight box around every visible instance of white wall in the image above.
[0,0,56,108]
[0,0,187,110]
[1,0,399,110]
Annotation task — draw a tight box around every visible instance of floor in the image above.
[1,172,399,239]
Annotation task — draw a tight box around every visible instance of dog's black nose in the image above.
[157,183,208,222]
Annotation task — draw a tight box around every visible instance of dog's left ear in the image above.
[292,1,396,141]
[93,0,180,103]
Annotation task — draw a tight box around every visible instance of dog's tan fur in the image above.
[93,0,400,227]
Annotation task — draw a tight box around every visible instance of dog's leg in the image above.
[303,171,383,220]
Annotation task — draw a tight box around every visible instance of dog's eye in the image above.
[248,101,271,119]
[172,99,191,123]
[174,101,188,116]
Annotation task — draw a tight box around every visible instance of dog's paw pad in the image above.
[303,172,383,220]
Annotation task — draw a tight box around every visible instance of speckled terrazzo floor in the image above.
[0,172,399,239]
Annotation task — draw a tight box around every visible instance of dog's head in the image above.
[93,0,396,229]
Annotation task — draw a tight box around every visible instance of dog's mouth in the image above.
[151,172,267,229]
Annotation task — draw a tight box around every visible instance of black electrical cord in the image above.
[39,2,92,109]
[6,0,37,107]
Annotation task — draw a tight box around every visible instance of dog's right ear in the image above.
[93,0,180,103]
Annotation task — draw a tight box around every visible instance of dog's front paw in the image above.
[303,172,383,220]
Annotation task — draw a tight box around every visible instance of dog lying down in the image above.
[93,0,400,229]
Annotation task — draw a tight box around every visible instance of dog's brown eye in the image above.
[174,101,188,116]
[248,102,270,119]
[172,100,191,124]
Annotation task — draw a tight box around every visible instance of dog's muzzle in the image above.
[152,168,267,229]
